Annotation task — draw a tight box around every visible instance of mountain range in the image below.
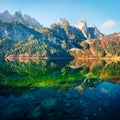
[0,10,42,28]
[0,11,119,59]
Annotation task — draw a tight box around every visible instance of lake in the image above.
[0,59,120,120]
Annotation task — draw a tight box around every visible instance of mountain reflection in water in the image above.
[0,59,120,120]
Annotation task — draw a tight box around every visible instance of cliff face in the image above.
[75,19,103,39]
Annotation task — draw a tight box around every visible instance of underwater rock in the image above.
[41,98,57,110]
[65,102,71,107]
[27,104,42,119]
[103,101,111,107]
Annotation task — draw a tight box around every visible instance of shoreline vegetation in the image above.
[75,56,120,60]
[5,55,74,62]
[4,54,120,63]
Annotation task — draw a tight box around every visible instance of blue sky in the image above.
[0,0,120,34]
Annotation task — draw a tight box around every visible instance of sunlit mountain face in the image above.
[0,11,104,59]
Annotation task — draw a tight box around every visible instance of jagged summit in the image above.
[0,10,42,28]
[15,11,22,16]
[0,10,12,22]
[55,18,103,41]
[75,19,87,29]
[2,10,10,15]
[58,18,70,29]
[75,19,88,38]
[89,24,96,28]
[75,19,103,39]
[88,25,103,39]
[56,18,86,47]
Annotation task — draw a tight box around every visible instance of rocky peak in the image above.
[0,10,12,22]
[75,19,103,39]
[15,11,22,16]
[89,24,96,28]
[88,25,103,39]
[75,19,88,38]
[76,19,87,28]
[14,11,24,22]
[2,10,10,16]
[0,10,42,29]
[58,18,70,29]
[23,14,43,28]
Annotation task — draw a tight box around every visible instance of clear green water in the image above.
[0,59,120,120]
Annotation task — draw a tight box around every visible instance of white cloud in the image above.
[101,20,116,29]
